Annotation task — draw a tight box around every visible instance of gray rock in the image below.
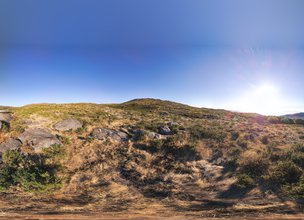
[91,128,129,142]
[167,122,179,127]
[131,130,163,140]
[0,112,12,124]
[54,118,83,131]
[0,138,22,155]
[158,126,172,135]
[146,131,163,140]
[18,128,61,151]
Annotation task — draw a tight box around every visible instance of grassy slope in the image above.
[0,99,304,217]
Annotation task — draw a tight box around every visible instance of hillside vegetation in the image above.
[0,99,304,218]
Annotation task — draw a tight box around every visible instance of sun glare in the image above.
[230,83,284,116]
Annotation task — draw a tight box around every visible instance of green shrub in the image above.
[42,145,66,161]
[231,132,239,141]
[0,149,63,192]
[267,116,281,124]
[235,173,255,189]
[281,118,295,124]
[286,144,304,168]
[295,119,304,125]
[189,125,227,143]
[261,136,269,145]
[267,161,302,185]
[284,177,304,199]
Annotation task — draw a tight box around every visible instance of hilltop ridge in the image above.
[0,98,303,218]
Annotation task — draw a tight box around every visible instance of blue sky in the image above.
[0,0,304,115]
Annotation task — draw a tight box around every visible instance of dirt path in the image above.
[0,213,304,220]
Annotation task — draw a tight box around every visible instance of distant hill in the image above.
[284,112,304,119]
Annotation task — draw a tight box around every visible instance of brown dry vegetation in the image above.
[0,98,304,219]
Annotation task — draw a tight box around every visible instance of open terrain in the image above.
[0,99,304,219]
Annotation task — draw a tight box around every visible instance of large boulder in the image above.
[54,118,83,131]
[0,138,22,159]
[18,128,61,152]
[91,128,129,143]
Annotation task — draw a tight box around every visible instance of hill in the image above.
[284,112,304,120]
[0,99,304,219]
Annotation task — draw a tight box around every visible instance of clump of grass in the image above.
[57,135,71,145]
[238,151,269,177]
[0,122,10,133]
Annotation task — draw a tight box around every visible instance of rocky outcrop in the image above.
[18,128,61,152]
[91,128,129,142]
[54,118,83,131]
[0,138,22,159]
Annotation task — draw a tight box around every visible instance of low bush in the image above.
[0,147,64,192]
[189,125,227,143]
[235,173,255,189]
[267,161,302,185]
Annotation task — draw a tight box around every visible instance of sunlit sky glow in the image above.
[0,0,304,116]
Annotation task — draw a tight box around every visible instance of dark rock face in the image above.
[158,126,172,135]
[91,128,129,142]
[18,128,61,151]
[54,118,83,131]
[0,138,22,156]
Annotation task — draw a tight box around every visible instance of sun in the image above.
[230,83,283,116]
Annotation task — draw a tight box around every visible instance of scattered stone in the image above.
[54,118,83,131]
[131,130,163,140]
[0,138,22,159]
[18,128,61,151]
[91,128,129,142]
[158,126,172,135]
[167,122,179,127]
[146,131,163,140]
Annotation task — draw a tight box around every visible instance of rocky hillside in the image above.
[0,99,304,218]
